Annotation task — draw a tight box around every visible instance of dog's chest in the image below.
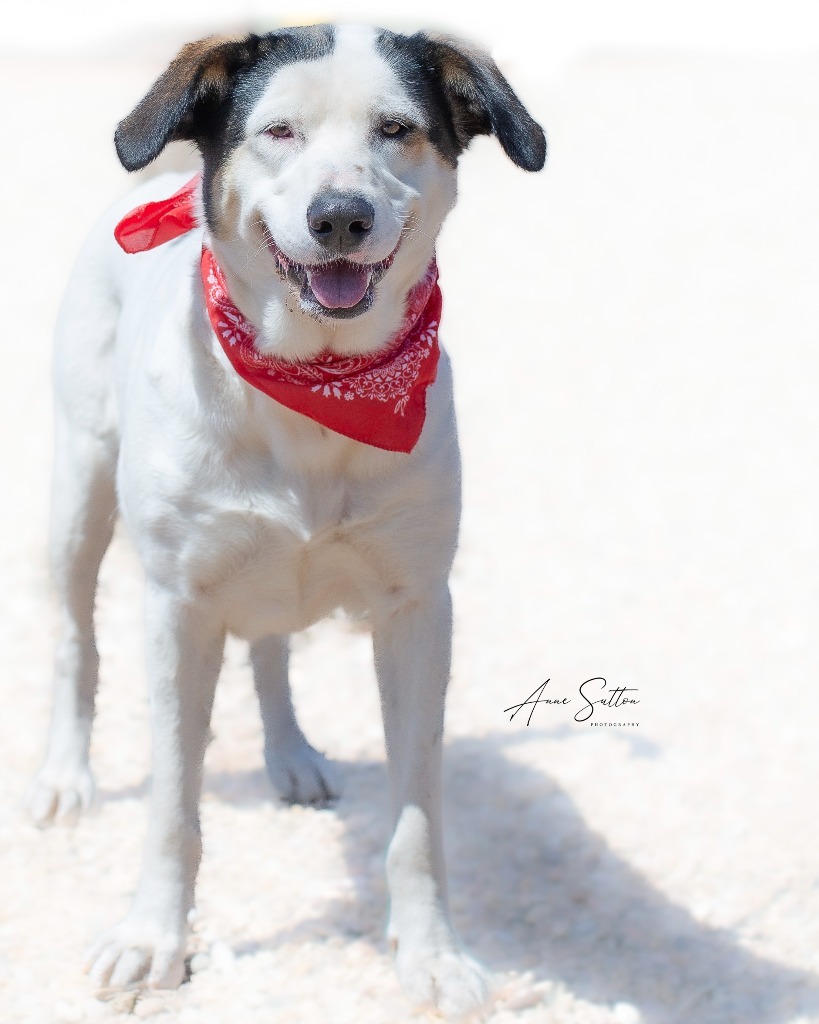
[135,455,402,638]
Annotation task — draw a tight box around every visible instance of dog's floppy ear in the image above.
[114,35,256,171]
[423,33,546,172]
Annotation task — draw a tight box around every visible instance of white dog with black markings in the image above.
[28,23,545,1016]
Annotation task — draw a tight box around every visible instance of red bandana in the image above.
[114,174,202,253]
[114,175,442,453]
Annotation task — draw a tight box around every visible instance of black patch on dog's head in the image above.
[114,26,335,172]
[114,25,543,232]
[376,30,546,172]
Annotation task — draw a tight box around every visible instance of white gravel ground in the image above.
[2,37,819,1024]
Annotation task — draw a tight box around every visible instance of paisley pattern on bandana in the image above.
[201,248,442,451]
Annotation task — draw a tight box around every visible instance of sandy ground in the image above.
[1,38,819,1024]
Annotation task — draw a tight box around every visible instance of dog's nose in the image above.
[307,191,374,252]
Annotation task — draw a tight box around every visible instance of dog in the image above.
[27,23,545,1016]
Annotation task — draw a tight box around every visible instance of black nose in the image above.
[307,191,374,252]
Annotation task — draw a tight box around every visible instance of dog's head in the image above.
[115,25,545,355]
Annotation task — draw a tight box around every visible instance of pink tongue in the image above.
[307,263,371,309]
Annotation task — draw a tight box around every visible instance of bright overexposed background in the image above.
[4,0,819,73]
[3,3,819,1024]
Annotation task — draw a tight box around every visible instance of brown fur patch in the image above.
[424,35,495,147]
[401,128,432,164]
[424,32,546,171]
[208,150,243,240]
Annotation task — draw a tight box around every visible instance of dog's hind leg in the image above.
[27,413,117,825]
[28,249,119,826]
[250,633,341,804]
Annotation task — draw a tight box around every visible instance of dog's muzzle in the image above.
[267,191,398,319]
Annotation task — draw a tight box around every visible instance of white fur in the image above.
[28,25,486,1017]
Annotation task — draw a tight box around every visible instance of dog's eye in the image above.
[265,123,293,139]
[380,120,410,139]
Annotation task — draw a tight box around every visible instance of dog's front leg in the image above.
[87,584,224,989]
[373,586,487,1017]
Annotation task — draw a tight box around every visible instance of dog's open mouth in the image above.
[266,238,397,320]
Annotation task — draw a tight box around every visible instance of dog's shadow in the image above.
[105,732,818,1023]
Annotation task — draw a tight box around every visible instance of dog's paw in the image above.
[395,941,489,1018]
[85,918,187,990]
[26,762,96,826]
[264,738,342,805]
